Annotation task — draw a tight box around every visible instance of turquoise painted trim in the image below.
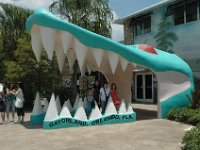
[26,9,194,119]
[161,88,192,118]
[25,9,192,76]
[43,113,136,129]
[30,113,46,124]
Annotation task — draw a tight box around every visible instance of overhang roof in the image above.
[115,0,176,24]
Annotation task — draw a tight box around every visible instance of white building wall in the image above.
[133,6,200,80]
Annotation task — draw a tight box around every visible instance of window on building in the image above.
[135,20,142,36]
[143,16,151,34]
[166,0,199,26]
[133,13,151,36]
[174,2,185,25]
[199,0,200,19]
[186,0,197,22]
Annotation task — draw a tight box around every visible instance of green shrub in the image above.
[168,107,200,126]
[196,123,200,129]
[187,109,200,125]
[182,127,200,150]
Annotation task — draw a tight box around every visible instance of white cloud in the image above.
[0,0,54,10]
[111,11,124,42]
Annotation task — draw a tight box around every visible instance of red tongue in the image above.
[139,45,157,55]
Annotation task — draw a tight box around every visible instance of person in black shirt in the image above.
[93,80,101,108]
[0,83,6,124]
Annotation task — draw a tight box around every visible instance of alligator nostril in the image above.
[139,44,157,55]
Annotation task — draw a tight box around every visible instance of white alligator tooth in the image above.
[87,65,92,75]
[89,101,102,120]
[67,49,76,71]
[56,95,62,114]
[40,26,56,60]
[127,104,134,113]
[31,92,43,115]
[31,31,42,62]
[44,93,58,121]
[61,31,72,54]
[74,39,88,72]
[72,95,79,111]
[43,99,49,113]
[118,99,126,114]
[105,97,117,115]
[80,64,86,76]
[74,99,87,120]
[60,101,72,117]
[108,52,119,74]
[65,99,72,112]
[92,48,104,67]
[55,45,65,73]
[120,57,129,71]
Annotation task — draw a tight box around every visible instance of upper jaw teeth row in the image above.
[31,25,136,74]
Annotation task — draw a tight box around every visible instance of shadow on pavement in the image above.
[21,121,42,129]
[134,108,157,121]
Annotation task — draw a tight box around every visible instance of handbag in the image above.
[15,97,24,108]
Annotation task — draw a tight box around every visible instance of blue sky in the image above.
[109,0,161,18]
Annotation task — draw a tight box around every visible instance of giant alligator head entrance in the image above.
[26,9,194,129]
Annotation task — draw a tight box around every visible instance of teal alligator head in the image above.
[26,8,194,125]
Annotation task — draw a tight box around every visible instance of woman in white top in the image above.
[14,83,25,123]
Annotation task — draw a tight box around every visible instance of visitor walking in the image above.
[6,83,16,122]
[99,82,110,114]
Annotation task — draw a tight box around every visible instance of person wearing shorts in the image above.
[6,83,16,122]
[0,90,6,124]
[14,83,25,123]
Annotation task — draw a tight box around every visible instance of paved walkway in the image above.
[0,112,191,150]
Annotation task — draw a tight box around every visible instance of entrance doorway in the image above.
[133,72,158,120]
[135,73,154,103]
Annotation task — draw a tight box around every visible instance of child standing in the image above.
[86,88,95,117]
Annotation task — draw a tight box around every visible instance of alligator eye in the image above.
[138,45,157,55]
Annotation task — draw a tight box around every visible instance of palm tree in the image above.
[49,0,113,98]
[49,0,113,37]
[154,16,179,52]
[0,3,32,60]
